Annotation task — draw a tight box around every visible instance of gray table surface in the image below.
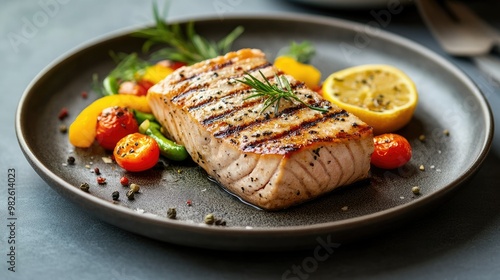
[1,0,500,279]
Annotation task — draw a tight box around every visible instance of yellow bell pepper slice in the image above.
[142,64,174,84]
[69,95,152,148]
[274,56,321,89]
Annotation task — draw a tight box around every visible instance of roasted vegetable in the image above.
[95,107,139,150]
[139,120,189,161]
[274,41,321,89]
[68,95,151,148]
[113,133,160,172]
[371,133,412,169]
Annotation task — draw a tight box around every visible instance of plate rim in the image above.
[15,12,494,246]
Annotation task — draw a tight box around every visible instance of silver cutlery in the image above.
[417,0,500,83]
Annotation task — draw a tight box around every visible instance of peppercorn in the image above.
[67,156,75,165]
[120,176,129,186]
[167,208,177,219]
[79,183,90,192]
[58,107,69,120]
[412,186,421,195]
[112,191,120,201]
[126,189,135,200]
[97,176,106,185]
[204,213,215,225]
[129,183,140,193]
[59,125,68,133]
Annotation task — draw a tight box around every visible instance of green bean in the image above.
[133,109,157,124]
[103,76,119,95]
[139,120,189,161]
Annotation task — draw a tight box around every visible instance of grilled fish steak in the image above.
[148,49,374,210]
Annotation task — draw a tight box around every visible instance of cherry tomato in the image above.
[137,80,155,95]
[371,133,412,169]
[169,61,186,70]
[113,133,160,172]
[95,106,139,150]
[118,80,155,96]
[156,60,186,71]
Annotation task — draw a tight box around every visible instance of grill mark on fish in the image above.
[187,87,252,113]
[178,61,235,82]
[210,104,301,138]
[178,61,273,85]
[171,83,209,103]
[240,110,350,152]
[176,61,275,111]
[243,61,274,75]
[209,89,326,139]
[200,99,261,126]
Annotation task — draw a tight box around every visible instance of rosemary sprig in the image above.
[133,2,244,65]
[237,71,328,115]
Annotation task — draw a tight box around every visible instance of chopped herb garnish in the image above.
[236,71,328,116]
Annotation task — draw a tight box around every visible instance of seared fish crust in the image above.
[148,49,374,210]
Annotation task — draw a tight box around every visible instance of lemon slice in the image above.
[322,64,418,135]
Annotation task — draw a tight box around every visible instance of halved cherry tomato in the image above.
[113,133,160,172]
[95,106,138,150]
[371,133,412,169]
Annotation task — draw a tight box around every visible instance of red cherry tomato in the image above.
[371,133,412,169]
[96,106,139,150]
[95,106,139,150]
[118,80,155,96]
[170,61,186,70]
[113,133,160,172]
[137,80,155,95]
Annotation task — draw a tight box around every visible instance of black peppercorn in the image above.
[112,191,119,201]
[167,208,177,219]
[79,183,90,192]
[67,156,75,165]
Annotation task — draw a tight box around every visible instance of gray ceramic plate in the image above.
[16,14,492,251]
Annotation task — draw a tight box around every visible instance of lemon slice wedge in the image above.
[322,64,418,135]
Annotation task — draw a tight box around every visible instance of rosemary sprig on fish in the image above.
[237,71,329,115]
